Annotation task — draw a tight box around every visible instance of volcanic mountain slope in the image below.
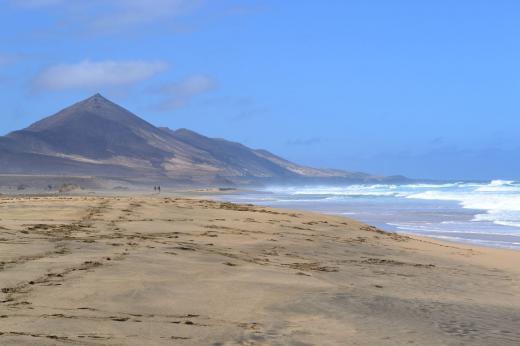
[0,94,402,184]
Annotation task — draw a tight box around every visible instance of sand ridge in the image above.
[0,195,519,345]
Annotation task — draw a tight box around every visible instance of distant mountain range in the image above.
[0,94,406,185]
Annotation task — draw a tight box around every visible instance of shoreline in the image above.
[195,188,520,253]
[2,187,519,253]
[399,230,520,252]
[398,233,520,273]
[3,188,519,253]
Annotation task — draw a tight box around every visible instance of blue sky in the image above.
[1,0,519,180]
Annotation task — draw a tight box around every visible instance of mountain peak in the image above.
[9,94,170,160]
[26,93,153,133]
[78,93,116,108]
[85,92,105,102]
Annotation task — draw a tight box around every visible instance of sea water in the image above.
[218,180,520,250]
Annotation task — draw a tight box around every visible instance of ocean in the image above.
[218,180,520,250]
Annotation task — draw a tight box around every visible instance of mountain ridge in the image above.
[0,94,407,185]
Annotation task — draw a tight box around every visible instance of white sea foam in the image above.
[473,179,518,192]
[405,180,520,228]
[489,179,515,186]
[419,235,520,250]
[266,180,520,230]
[387,222,520,236]
[492,220,520,228]
[407,191,520,210]
[267,185,400,197]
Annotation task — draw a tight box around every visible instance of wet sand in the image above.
[0,195,519,345]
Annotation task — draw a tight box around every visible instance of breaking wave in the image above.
[267,180,520,229]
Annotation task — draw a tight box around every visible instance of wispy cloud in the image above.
[11,0,64,8]
[93,0,199,33]
[199,96,270,121]
[33,60,168,90]
[11,0,201,34]
[222,3,267,16]
[154,74,217,110]
[0,53,22,65]
[232,106,270,121]
[286,137,323,146]
[0,55,11,65]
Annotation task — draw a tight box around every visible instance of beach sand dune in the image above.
[0,195,519,345]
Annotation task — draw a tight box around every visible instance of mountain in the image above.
[0,94,405,185]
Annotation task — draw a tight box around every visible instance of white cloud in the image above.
[156,74,217,109]
[33,60,168,90]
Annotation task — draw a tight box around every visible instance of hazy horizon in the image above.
[1,1,519,180]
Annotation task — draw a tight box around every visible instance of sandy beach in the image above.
[0,194,519,345]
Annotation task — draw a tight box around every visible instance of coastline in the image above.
[0,194,519,345]
[199,185,520,252]
[397,233,520,272]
